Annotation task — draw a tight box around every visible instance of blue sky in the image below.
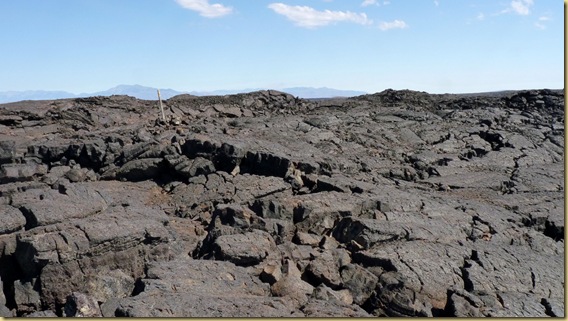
[0,0,563,94]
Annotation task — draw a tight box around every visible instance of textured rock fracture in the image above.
[0,88,564,317]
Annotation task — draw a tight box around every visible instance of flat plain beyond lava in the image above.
[0,88,564,317]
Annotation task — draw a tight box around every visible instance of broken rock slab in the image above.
[114,258,301,317]
[210,229,279,267]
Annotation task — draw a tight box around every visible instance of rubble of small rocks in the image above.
[0,88,564,317]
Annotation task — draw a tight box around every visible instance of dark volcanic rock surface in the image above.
[0,89,564,317]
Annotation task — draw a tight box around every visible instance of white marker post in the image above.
[157,89,165,121]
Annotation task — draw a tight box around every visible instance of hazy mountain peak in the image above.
[0,85,368,103]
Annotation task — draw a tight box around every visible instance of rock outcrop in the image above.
[0,89,564,317]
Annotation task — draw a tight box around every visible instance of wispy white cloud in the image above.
[534,15,551,29]
[477,12,485,20]
[504,0,534,15]
[434,0,439,7]
[378,19,408,31]
[175,0,232,18]
[268,3,372,28]
[361,0,377,7]
[362,0,389,6]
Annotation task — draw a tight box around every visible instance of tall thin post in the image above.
[157,89,165,121]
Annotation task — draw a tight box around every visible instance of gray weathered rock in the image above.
[303,248,351,289]
[0,89,563,317]
[64,292,102,317]
[271,259,315,306]
[302,298,371,317]
[116,292,299,317]
[0,206,26,234]
[114,258,299,317]
[12,183,108,228]
[311,283,353,305]
[14,278,41,314]
[0,163,48,183]
[0,140,16,164]
[24,310,57,317]
[116,158,164,181]
[164,155,216,178]
[211,229,279,266]
[340,263,378,305]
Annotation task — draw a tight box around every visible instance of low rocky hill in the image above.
[0,88,564,317]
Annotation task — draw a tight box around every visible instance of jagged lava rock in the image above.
[0,88,562,317]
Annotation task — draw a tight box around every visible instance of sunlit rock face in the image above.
[0,89,564,317]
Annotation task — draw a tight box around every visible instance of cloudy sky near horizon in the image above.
[0,0,563,94]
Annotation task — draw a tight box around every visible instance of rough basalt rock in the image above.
[0,88,563,317]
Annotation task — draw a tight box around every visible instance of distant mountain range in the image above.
[0,85,367,103]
